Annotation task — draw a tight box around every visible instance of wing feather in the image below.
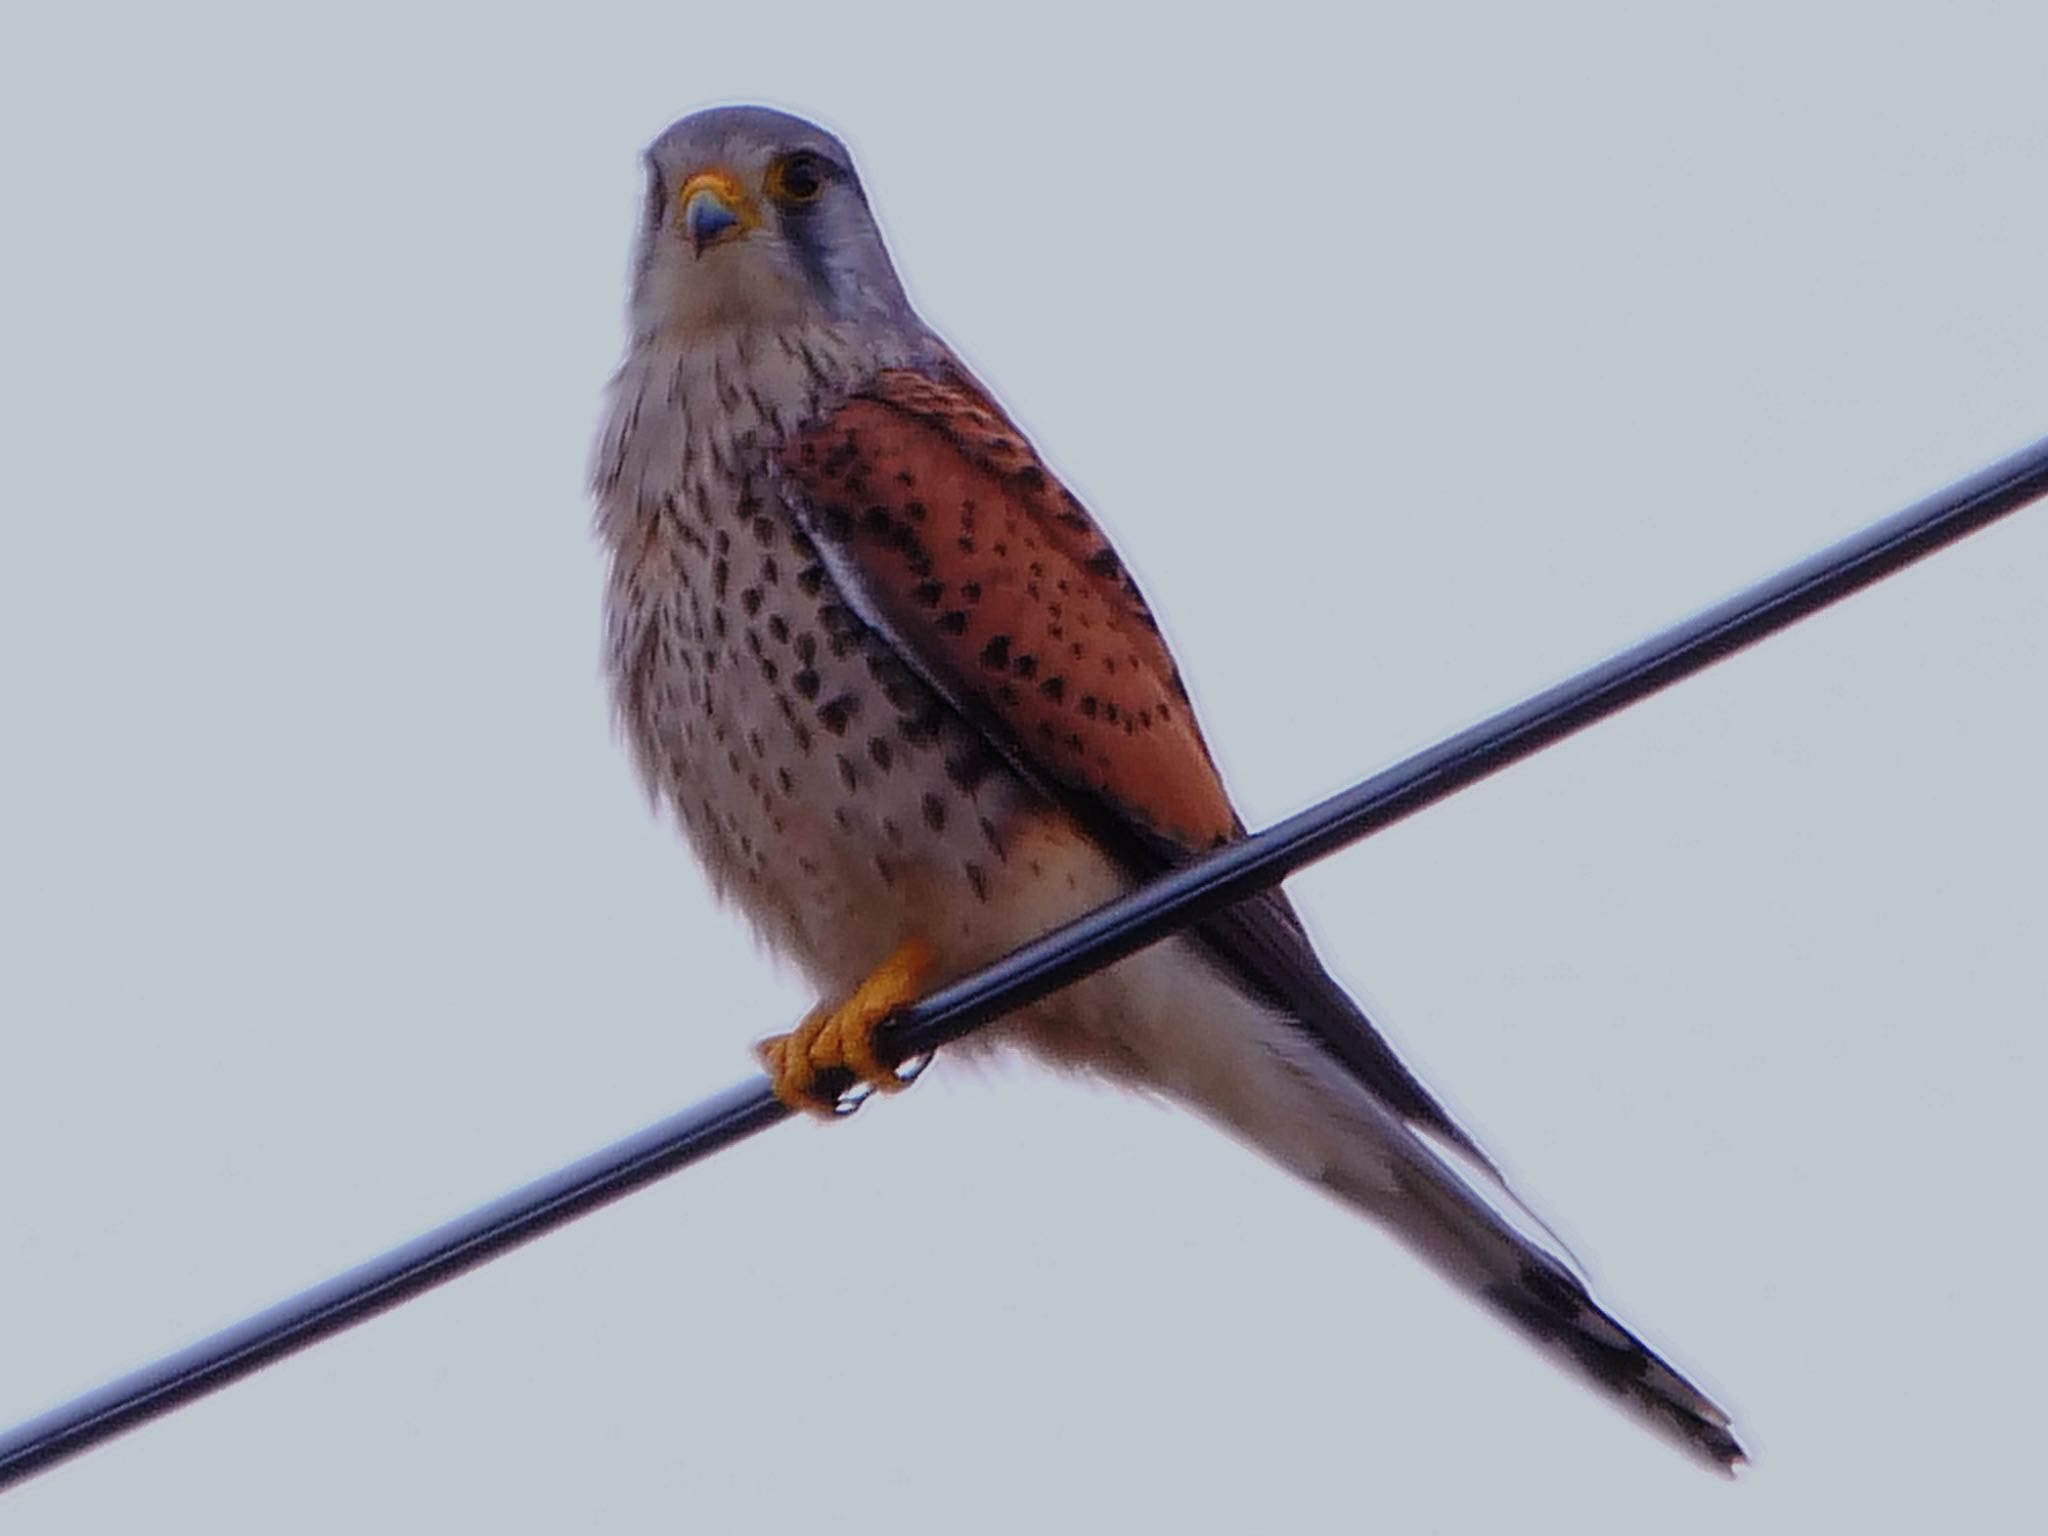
[781,363,1491,1167]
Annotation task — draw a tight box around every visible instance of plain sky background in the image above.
[2,3,2043,1530]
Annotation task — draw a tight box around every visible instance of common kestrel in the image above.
[593,105,1742,1471]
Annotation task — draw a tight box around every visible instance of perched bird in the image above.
[593,104,1742,1471]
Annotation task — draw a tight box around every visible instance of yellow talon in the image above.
[758,937,933,1115]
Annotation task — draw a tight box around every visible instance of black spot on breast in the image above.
[911,580,945,609]
[797,564,827,596]
[979,634,1011,670]
[900,707,943,748]
[740,587,763,618]
[868,737,894,771]
[817,694,858,735]
[963,862,991,902]
[820,604,863,658]
[792,668,821,700]
[937,610,968,635]
[944,745,994,793]
[1040,675,1066,703]
[837,753,859,791]
[921,792,947,833]
[866,651,924,709]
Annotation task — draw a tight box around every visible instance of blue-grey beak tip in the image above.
[686,191,742,254]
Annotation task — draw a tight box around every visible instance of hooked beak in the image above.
[676,170,757,256]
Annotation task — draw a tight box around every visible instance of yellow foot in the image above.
[757,937,934,1116]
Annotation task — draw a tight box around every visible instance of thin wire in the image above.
[4,433,2044,1494]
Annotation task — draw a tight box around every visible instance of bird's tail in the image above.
[1314,1114,1745,1473]
[1060,931,1742,1469]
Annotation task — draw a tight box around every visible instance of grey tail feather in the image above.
[1327,1149,1745,1473]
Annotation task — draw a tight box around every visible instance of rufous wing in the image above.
[782,365,1239,851]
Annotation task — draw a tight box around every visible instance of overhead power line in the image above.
[3,432,2044,1494]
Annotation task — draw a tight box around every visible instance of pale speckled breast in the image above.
[596,326,1060,992]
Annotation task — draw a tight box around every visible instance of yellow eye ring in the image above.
[764,151,830,206]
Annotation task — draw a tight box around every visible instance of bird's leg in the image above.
[758,937,933,1116]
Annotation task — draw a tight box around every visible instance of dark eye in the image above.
[768,151,829,205]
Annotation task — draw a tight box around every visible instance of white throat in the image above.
[591,320,931,545]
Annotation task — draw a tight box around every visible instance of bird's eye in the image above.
[766,151,829,206]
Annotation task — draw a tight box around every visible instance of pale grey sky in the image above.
[2,3,2044,1531]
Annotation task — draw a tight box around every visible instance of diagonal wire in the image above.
[3,432,2045,1494]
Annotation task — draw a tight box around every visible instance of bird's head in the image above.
[631,106,912,342]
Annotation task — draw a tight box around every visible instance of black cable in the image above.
[3,432,2042,1493]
